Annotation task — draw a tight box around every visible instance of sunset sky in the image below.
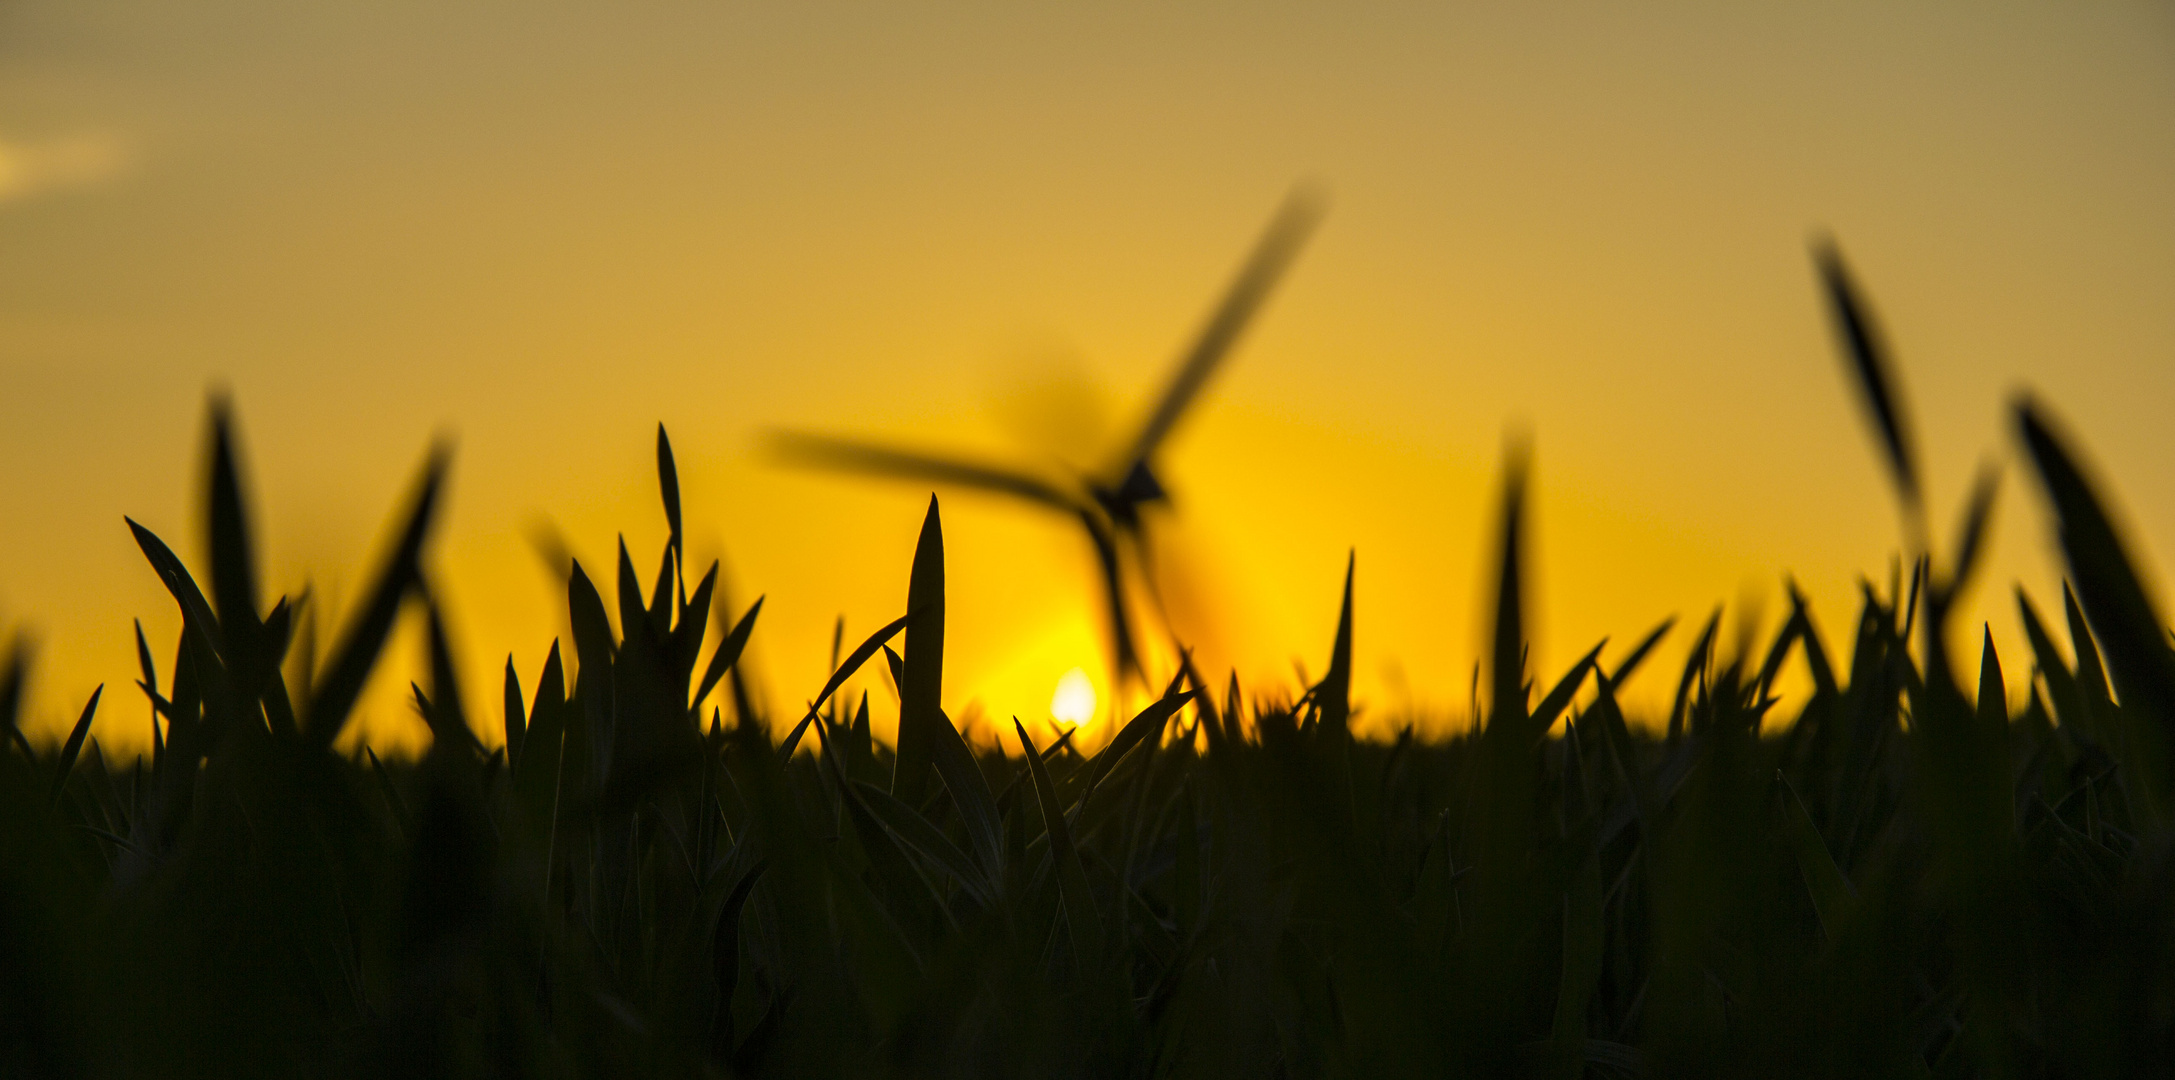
[3,2,2172,754]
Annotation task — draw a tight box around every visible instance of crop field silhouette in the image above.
[4,247,2175,1079]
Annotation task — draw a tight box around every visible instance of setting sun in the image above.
[1049,666,1098,727]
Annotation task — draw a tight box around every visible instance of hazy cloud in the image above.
[0,132,129,204]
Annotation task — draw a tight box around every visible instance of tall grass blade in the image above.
[1488,444,1530,729]
[1611,616,1674,687]
[307,442,449,747]
[502,657,525,766]
[1015,718,1101,970]
[696,597,764,713]
[657,423,683,575]
[1947,461,2002,600]
[204,398,262,665]
[796,612,907,731]
[1316,551,1355,739]
[1815,239,1921,512]
[48,685,101,807]
[929,709,1006,883]
[1076,691,1195,810]
[125,519,224,660]
[2018,397,2175,806]
[893,497,946,805]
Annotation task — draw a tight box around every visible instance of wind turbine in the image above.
[768,186,1327,684]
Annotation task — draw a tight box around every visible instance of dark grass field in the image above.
[3,252,2173,1078]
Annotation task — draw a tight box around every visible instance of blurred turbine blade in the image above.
[767,429,1078,513]
[1112,183,1328,484]
[1080,510,1140,680]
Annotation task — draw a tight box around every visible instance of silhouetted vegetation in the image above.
[3,249,2173,1078]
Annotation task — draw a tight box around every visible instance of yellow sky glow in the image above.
[2,2,2172,755]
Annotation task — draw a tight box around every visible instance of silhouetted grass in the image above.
[3,248,2174,1078]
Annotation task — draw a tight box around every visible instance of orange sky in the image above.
[3,2,2172,755]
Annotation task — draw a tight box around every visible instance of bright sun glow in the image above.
[1050,668,1098,726]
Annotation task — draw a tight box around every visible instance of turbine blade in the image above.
[1112,184,1327,483]
[767,429,1079,513]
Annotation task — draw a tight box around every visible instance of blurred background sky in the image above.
[2,1,2171,754]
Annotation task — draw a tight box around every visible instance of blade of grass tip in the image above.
[794,612,908,731]
[2019,398,2175,796]
[134,619,157,700]
[2016,587,2085,731]
[2062,582,2113,711]
[695,597,765,712]
[1754,611,1805,705]
[774,712,817,762]
[1669,609,1721,743]
[1076,691,1196,811]
[366,745,409,839]
[307,442,449,747]
[1946,460,2002,602]
[658,423,683,577]
[928,708,1007,883]
[204,397,263,664]
[884,646,905,702]
[1610,616,1675,689]
[1787,581,1840,699]
[566,561,619,676]
[617,539,649,650]
[424,600,477,756]
[1814,238,1922,518]
[0,645,28,757]
[1978,627,2008,730]
[648,538,676,636]
[1316,551,1355,740]
[503,656,525,768]
[1488,442,1531,732]
[893,496,946,806]
[1532,641,1604,742]
[1777,770,1855,941]
[851,692,872,770]
[1225,671,1243,745]
[672,562,720,682]
[49,685,102,807]
[125,519,225,661]
[1015,718,1101,969]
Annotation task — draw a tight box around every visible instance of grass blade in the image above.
[1488,443,1530,731]
[796,611,908,731]
[1610,616,1675,688]
[1015,718,1101,970]
[928,707,1006,882]
[1814,239,1921,513]
[204,398,262,668]
[1315,551,1354,739]
[893,496,946,805]
[2018,397,2175,809]
[502,656,525,767]
[1947,460,2002,600]
[695,597,763,714]
[307,442,449,747]
[48,685,102,808]
[657,423,683,576]
[1076,691,1195,810]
